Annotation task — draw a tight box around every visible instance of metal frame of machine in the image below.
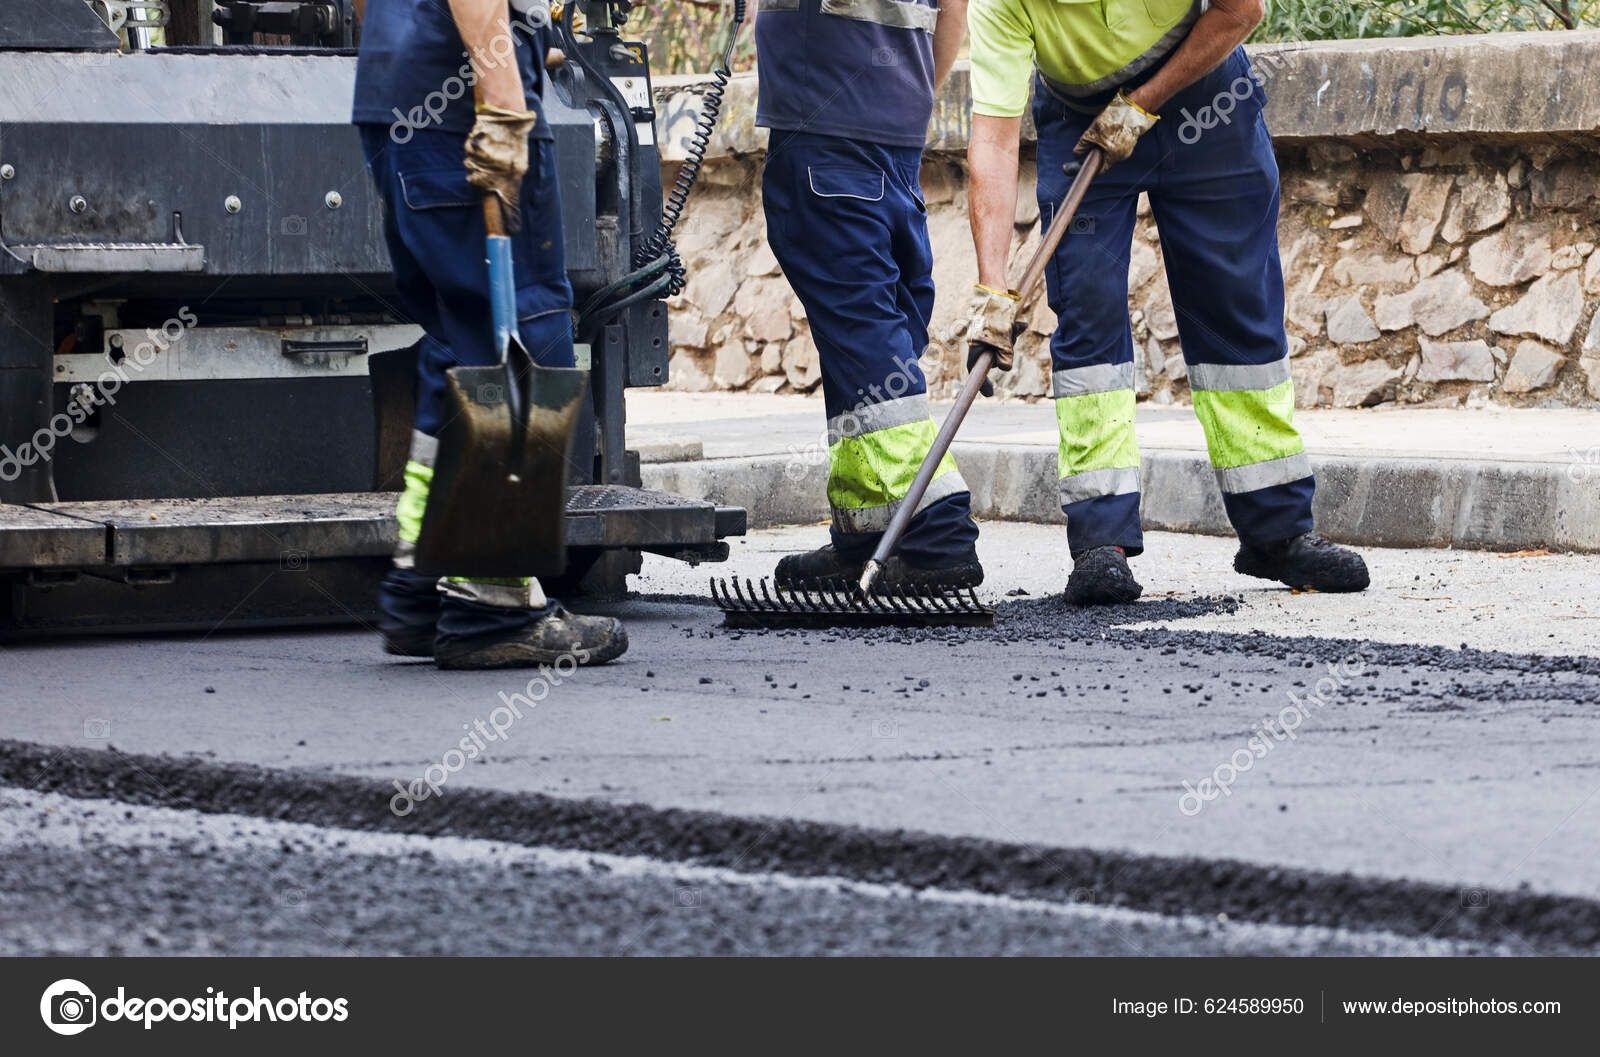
[0,0,744,635]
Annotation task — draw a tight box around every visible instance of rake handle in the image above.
[859,150,1104,594]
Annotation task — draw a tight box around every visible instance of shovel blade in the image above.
[412,362,589,579]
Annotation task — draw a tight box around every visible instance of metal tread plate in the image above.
[7,486,732,568]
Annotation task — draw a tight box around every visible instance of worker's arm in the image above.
[448,0,525,111]
[932,0,968,90]
[450,0,537,222]
[1124,0,1265,114]
[967,114,1022,291]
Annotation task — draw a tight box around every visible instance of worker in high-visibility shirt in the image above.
[961,0,1368,604]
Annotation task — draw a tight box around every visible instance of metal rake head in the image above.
[710,577,995,630]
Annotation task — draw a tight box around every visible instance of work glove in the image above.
[1075,90,1159,168]
[962,284,1023,397]
[465,103,540,230]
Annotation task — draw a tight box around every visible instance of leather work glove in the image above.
[963,283,1023,397]
[1075,90,1159,168]
[465,103,540,229]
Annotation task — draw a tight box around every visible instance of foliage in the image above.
[1254,0,1592,42]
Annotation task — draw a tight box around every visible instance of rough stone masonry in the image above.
[652,30,1600,410]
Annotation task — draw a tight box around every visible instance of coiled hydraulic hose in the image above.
[570,0,747,338]
[634,0,747,293]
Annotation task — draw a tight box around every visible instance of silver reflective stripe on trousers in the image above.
[759,0,800,8]
[409,429,439,468]
[827,394,931,444]
[1187,356,1291,392]
[1040,0,1204,100]
[1215,452,1312,495]
[1051,361,1135,398]
[1058,465,1140,506]
[439,578,549,610]
[820,0,938,34]
[832,469,969,535]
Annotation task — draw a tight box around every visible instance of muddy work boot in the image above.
[775,544,984,592]
[874,553,985,592]
[1234,532,1370,593]
[773,544,863,589]
[1064,545,1143,606]
[434,605,629,670]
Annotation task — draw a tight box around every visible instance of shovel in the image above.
[410,193,590,580]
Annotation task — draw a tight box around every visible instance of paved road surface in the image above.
[3,525,1598,954]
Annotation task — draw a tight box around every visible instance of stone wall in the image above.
[653,31,1600,407]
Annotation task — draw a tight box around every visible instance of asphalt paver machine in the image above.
[0,0,743,634]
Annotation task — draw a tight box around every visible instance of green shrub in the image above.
[1255,0,1590,42]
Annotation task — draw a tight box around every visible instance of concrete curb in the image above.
[643,446,1600,553]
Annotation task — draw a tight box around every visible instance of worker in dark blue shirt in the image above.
[754,0,983,592]
[354,0,627,669]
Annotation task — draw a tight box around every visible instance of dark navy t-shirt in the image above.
[354,0,554,140]
[755,0,939,149]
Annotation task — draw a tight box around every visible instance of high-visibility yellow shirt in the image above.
[968,0,1202,117]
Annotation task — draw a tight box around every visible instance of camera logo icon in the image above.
[40,978,97,1036]
[279,549,309,572]
[870,47,898,67]
[476,382,504,404]
[281,215,308,236]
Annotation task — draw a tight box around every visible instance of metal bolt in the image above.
[0,164,14,180]
[224,195,242,215]
[69,195,87,214]
[324,191,343,209]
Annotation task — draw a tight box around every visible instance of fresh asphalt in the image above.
[2,525,1598,955]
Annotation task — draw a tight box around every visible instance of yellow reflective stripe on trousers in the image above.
[819,0,937,34]
[828,413,968,534]
[395,430,538,604]
[1190,379,1311,494]
[1055,387,1139,503]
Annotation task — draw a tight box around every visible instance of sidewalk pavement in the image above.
[634,394,1600,552]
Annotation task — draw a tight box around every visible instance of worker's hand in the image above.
[465,103,540,228]
[963,284,1023,397]
[1075,91,1159,168]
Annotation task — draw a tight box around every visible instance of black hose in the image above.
[567,0,747,335]
[634,0,747,294]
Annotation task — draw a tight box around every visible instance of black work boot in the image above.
[1065,545,1143,606]
[434,605,629,670]
[773,544,864,589]
[875,553,985,592]
[775,544,984,592]
[1234,532,1370,592]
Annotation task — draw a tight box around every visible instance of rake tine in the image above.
[730,577,752,611]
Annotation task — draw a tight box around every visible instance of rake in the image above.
[712,578,994,630]
[711,150,1106,629]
